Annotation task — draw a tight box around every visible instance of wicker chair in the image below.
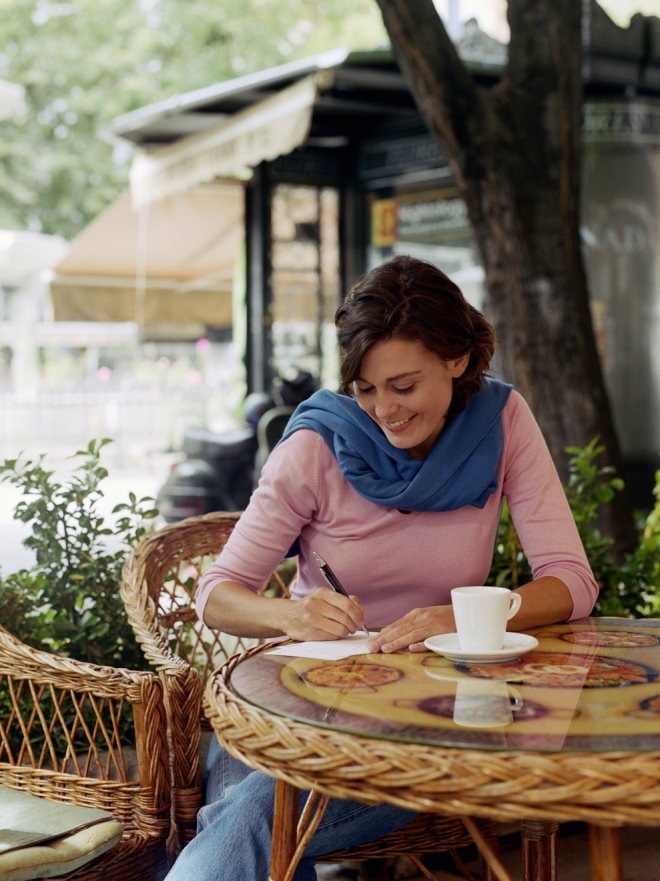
[121,512,255,856]
[121,511,500,879]
[0,625,171,881]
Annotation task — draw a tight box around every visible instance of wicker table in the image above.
[205,617,660,881]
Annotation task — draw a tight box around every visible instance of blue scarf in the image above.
[280,378,512,512]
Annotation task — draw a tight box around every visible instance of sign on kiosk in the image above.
[371,198,398,247]
[370,189,471,248]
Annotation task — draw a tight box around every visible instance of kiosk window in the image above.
[271,184,340,389]
[367,187,485,312]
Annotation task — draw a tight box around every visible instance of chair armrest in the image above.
[121,511,241,672]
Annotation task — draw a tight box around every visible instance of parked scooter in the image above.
[157,372,317,522]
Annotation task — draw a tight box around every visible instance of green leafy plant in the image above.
[488,500,532,591]
[0,439,156,669]
[600,471,660,617]
[563,438,624,597]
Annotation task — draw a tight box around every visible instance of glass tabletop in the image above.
[230,617,660,752]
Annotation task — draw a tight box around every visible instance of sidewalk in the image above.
[317,823,660,880]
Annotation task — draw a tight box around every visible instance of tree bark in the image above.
[375,0,636,555]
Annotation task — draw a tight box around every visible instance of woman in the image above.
[168,255,598,881]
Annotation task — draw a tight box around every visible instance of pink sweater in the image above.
[196,391,598,627]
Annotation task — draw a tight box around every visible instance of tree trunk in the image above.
[374,0,637,555]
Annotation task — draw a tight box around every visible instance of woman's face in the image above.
[353,338,469,460]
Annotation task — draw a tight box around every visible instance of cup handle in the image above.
[507,592,522,620]
[507,684,523,711]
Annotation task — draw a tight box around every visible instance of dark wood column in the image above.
[339,146,365,295]
[245,162,273,394]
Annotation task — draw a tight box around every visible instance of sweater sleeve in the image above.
[502,392,599,620]
[194,429,322,625]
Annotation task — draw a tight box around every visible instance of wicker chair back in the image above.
[121,511,295,855]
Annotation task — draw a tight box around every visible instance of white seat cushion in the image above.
[0,819,123,880]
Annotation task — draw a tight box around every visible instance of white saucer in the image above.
[424,633,538,665]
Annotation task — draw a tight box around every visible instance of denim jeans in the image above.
[165,737,417,881]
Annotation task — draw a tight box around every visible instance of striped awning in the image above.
[129,72,330,209]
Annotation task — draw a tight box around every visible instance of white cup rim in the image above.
[451,586,512,595]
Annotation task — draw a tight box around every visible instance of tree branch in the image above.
[374,0,491,191]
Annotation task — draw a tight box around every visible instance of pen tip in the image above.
[313,551,325,566]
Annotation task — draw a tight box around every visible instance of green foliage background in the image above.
[0,439,156,668]
[0,0,386,238]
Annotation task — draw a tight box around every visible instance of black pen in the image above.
[313,551,370,636]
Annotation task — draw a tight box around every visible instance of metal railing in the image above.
[0,389,211,463]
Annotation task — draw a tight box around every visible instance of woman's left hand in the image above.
[366,605,455,653]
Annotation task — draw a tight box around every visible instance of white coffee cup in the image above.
[453,679,523,728]
[451,586,522,652]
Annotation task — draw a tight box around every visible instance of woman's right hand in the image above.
[279,588,365,641]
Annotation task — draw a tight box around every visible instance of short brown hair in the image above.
[335,255,495,417]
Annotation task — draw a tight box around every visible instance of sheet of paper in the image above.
[265,633,378,660]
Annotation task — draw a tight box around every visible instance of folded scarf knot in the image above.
[280,377,512,512]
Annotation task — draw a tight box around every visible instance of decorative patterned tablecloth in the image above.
[231,618,660,752]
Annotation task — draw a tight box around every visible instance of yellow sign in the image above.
[371,198,398,247]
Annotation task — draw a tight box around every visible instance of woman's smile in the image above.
[384,414,417,431]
